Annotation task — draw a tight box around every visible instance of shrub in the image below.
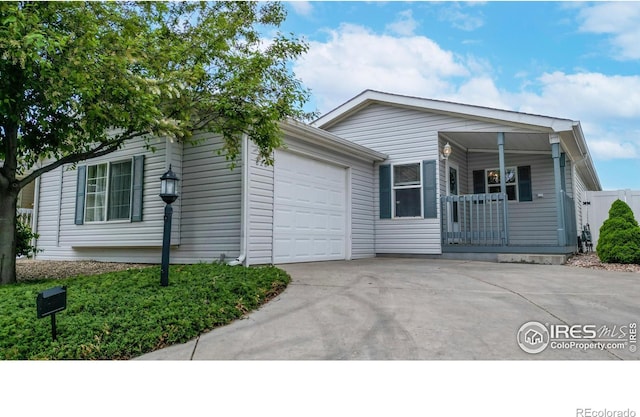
[597,200,640,264]
[607,199,639,226]
[16,220,40,258]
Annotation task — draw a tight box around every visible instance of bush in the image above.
[597,200,640,264]
[607,199,639,226]
[16,220,40,258]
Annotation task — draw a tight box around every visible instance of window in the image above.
[393,163,422,217]
[486,167,518,201]
[85,160,133,222]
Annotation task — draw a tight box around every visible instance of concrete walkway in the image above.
[135,258,640,360]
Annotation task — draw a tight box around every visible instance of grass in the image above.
[0,263,290,360]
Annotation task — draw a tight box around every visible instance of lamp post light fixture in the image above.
[159,165,179,287]
[442,142,452,160]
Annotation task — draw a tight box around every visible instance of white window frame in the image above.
[485,166,518,201]
[84,158,134,223]
[392,162,423,218]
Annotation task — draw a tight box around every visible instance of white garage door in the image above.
[273,151,347,263]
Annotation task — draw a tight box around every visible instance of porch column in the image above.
[497,132,506,195]
[550,133,566,246]
[497,132,508,244]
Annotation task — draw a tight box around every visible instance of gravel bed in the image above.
[16,259,154,282]
[565,252,640,273]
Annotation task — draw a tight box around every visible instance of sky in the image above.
[275,1,640,190]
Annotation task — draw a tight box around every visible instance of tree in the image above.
[0,1,311,284]
[596,200,640,264]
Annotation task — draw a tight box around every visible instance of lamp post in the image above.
[159,165,179,287]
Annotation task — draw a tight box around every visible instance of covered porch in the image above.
[437,129,583,256]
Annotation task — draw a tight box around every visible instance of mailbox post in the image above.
[36,286,67,341]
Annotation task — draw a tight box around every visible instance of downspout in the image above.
[228,134,249,266]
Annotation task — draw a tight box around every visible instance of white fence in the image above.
[17,208,34,228]
[583,190,640,248]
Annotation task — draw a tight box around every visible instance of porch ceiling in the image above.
[440,132,551,153]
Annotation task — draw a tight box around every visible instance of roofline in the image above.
[280,118,387,162]
[571,122,602,191]
[313,89,576,132]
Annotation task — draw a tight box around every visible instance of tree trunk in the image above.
[0,185,18,285]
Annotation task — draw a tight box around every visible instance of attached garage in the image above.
[244,119,388,266]
[273,150,347,263]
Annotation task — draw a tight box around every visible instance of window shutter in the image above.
[131,155,145,222]
[518,165,532,202]
[74,165,86,225]
[473,170,485,194]
[379,165,391,219]
[422,160,437,219]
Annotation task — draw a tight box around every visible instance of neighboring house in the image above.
[31,90,601,265]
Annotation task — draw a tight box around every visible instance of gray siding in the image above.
[247,141,274,265]
[247,134,377,264]
[326,102,563,253]
[328,103,529,254]
[573,162,586,232]
[173,133,241,263]
[468,153,558,246]
[36,137,174,262]
[35,133,242,264]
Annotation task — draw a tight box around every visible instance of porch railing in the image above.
[441,193,509,246]
[17,208,34,229]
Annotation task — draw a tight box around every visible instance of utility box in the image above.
[36,286,67,319]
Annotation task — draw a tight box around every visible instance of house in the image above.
[31,90,601,265]
[313,90,601,263]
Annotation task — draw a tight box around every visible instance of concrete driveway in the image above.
[136,258,640,360]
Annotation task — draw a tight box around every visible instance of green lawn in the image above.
[0,263,290,359]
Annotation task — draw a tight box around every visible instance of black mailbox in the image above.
[36,286,67,319]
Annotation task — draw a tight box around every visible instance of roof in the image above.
[313,89,577,132]
[280,118,387,162]
[312,89,601,190]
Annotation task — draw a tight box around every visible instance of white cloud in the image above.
[439,3,485,32]
[294,23,473,111]
[385,9,419,37]
[288,1,313,18]
[577,2,640,60]
[587,140,639,160]
[293,23,640,163]
[517,72,640,120]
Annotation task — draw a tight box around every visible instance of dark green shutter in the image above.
[74,165,86,225]
[379,165,391,219]
[473,170,485,194]
[131,155,145,222]
[422,160,437,218]
[517,165,532,202]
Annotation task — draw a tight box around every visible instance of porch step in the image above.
[497,254,568,265]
